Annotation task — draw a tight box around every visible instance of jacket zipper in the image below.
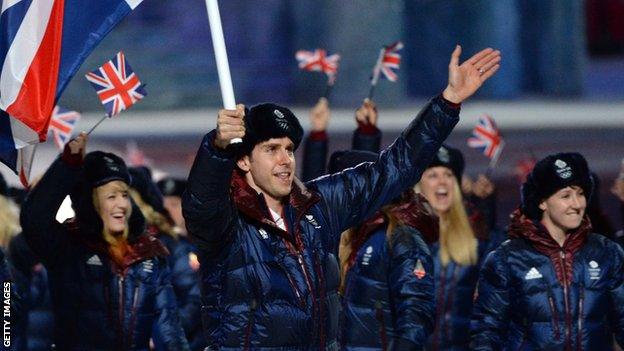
[559,250,572,350]
[118,275,125,350]
[548,294,561,340]
[375,300,388,351]
[127,284,140,349]
[577,285,584,351]
[244,298,257,350]
[313,251,326,350]
[432,265,447,351]
[281,264,306,308]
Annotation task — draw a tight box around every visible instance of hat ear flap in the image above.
[521,174,542,220]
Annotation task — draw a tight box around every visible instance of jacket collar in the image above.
[508,208,590,258]
[230,170,320,249]
[66,218,169,274]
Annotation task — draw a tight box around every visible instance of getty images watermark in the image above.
[3,281,10,348]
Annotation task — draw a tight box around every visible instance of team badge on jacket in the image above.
[305,214,321,229]
[258,228,269,239]
[361,246,373,266]
[588,260,601,280]
[413,259,426,279]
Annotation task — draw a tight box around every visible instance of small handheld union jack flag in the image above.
[468,114,505,169]
[295,49,340,78]
[368,41,403,100]
[375,41,403,83]
[48,106,81,150]
[85,51,146,117]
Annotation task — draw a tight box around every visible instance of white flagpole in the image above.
[204,0,241,144]
[367,48,385,100]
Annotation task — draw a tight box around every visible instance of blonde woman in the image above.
[417,145,503,351]
[20,133,189,350]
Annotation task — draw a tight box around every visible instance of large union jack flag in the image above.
[295,49,340,77]
[49,106,81,150]
[377,41,403,82]
[85,51,146,117]
[468,114,504,160]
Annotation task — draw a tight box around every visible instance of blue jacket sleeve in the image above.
[607,241,624,347]
[309,96,459,247]
[170,242,201,335]
[153,258,190,351]
[20,157,79,266]
[470,246,510,350]
[388,227,435,350]
[182,131,238,256]
[352,125,382,153]
[301,132,328,182]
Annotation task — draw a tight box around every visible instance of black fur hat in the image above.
[157,177,187,198]
[427,144,464,180]
[240,103,303,156]
[128,166,167,216]
[84,151,131,188]
[328,150,378,174]
[521,152,593,220]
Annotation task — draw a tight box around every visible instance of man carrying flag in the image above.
[183,45,501,349]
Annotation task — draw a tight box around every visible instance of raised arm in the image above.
[302,97,330,182]
[20,133,87,265]
[182,105,244,255]
[311,46,501,243]
[352,98,382,153]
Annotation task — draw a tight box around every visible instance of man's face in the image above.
[237,137,296,203]
[540,185,587,233]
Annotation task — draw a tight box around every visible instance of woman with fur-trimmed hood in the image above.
[20,133,189,351]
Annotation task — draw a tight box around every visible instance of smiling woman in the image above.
[19,133,189,350]
[93,180,131,237]
[471,152,624,350]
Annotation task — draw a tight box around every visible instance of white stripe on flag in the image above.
[124,0,142,10]
[17,143,35,187]
[1,0,25,14]
[9,116,38,148]
[0,0,54,110]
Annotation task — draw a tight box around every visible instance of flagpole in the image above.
[367,48,385,101]
[205,0,241,144]
[485,140,505,178]
[86,115,108,136]
[322,75,336,100]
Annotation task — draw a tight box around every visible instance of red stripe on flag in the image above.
[100,63,138,108]
[6,0,65,141]
[383,56,400,65]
